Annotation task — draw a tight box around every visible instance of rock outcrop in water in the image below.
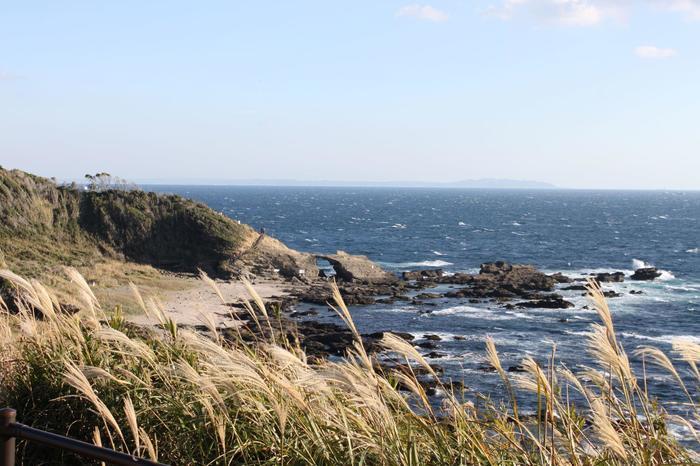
[477,261,557,291]
[594,272,625,283]
[402,269,444,281]
[319,251,398,284]
[631,267,662,281]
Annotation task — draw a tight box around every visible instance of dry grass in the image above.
[0,270,697,465]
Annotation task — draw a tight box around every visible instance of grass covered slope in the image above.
[79,189,250,272]
[0,167,317,279]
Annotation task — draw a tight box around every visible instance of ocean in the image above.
[151,186,699,432]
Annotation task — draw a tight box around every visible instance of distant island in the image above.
[129,178,558,189]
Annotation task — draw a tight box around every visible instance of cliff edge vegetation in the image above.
[0,167,317,306]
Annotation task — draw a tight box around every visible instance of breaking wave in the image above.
[620,333,700,345]
[383,260,454,268]
[632,259,675,281]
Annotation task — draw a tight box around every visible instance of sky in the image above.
[1,1,699,189]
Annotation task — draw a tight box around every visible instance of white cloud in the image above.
[397,4,449,22]
[664,0,700,20]
[0,70,20,81]
[489,0,615,26]
[491,0,700,25]
[634,45,678,59]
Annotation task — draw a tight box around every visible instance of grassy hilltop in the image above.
[0,167,316,281]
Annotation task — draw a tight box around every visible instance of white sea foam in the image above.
[430,305,487,316]
[432,251,445,256]
[687,248,699,254]
[564,330,593,337]
[381,306,420,314]
[412,333,513,347]
[632,258,651,270]
[458,221,467,226]
[391,223,407,229]
[383,260,454,268]
[668,420,698,443]
[631,259,676,281]
[505,310,535,320]
[428,306,518,321]
[664,284,700,292]
[409,331,463,341]
[409,260,454,267]
[620,333,700,345]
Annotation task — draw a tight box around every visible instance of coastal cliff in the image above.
[0,167,317,278]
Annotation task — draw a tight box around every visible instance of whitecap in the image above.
[664,284,700,292]
[391,223,407,229]
[428,306,516,321]
[432,251,445,256]
[564,330,593,337]
[543,267,635,277]
[405,260,453,267]
[667,420,699,443]
[458,221,467,226]
[620,333,700,345]
[687,248,699,254]
[632,258,652,270]
[409,331,463,341]
[381,306,420,314]
[383,260,454,268]
[632,259,675,281]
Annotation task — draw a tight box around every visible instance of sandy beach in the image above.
[127,275,305,327]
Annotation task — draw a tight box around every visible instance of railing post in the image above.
[0,408,16,466]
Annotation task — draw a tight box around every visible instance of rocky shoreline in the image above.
[202,256,663,394]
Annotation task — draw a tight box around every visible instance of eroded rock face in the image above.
[248,236,319,280]
[631,267,662,281]
[319,251,398,284]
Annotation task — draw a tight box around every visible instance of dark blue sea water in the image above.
[152,186,699,436]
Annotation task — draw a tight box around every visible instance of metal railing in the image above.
[0,408,168,466]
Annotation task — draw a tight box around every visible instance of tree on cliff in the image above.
[84,173,137,192]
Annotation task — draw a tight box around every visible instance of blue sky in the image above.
[1,1,699,189]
